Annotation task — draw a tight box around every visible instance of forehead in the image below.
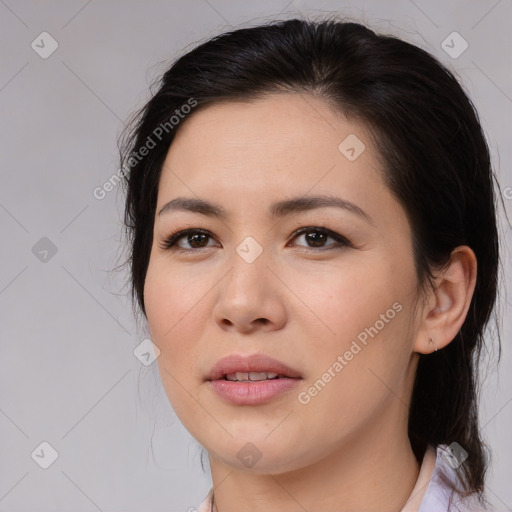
[158,93,384,203]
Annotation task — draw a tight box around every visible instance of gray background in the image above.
[1,1,511,511]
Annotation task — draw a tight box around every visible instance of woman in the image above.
[119,17,501,512]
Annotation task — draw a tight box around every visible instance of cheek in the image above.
[144,260,212,421]
[284,255,409,345]
[145,256,200,335]
[144,259,208,372]
[285,255,415,400]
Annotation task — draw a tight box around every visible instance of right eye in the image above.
[159,229,220,252]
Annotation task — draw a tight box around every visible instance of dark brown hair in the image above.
[118,17,503,505]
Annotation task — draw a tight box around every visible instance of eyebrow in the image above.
[157,194,374,225]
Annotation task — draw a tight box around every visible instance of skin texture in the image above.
[143,93,477,512]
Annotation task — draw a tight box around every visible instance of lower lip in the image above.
[209,377,302,405]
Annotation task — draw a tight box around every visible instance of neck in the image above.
[209,414,421,512]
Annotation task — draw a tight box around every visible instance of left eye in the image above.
[289,227,349,250]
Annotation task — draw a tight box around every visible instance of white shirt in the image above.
[196,445,487,511]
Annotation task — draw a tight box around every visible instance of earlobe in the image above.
[413,245,477,355]
[427,337,438,353]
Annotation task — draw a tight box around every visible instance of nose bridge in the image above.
[234,234,266,266]
[225,234,269,294]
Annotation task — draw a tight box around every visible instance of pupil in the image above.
[189,233,208,248]
[306,230,326,247]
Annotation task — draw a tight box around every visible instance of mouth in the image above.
[206,353,303,382]
[206,353,303,405]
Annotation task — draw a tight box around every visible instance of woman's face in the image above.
[144,93,423,474]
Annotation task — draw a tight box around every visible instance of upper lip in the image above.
[206,353,302,381]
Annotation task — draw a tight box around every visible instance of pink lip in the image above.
[206,353,303,406]
[209,378,302,405]
[206,353,302,381]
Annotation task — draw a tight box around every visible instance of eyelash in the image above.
[158,226,351,253]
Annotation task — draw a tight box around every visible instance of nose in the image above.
[212,245,286,334]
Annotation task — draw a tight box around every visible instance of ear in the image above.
[413,246,477,354]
